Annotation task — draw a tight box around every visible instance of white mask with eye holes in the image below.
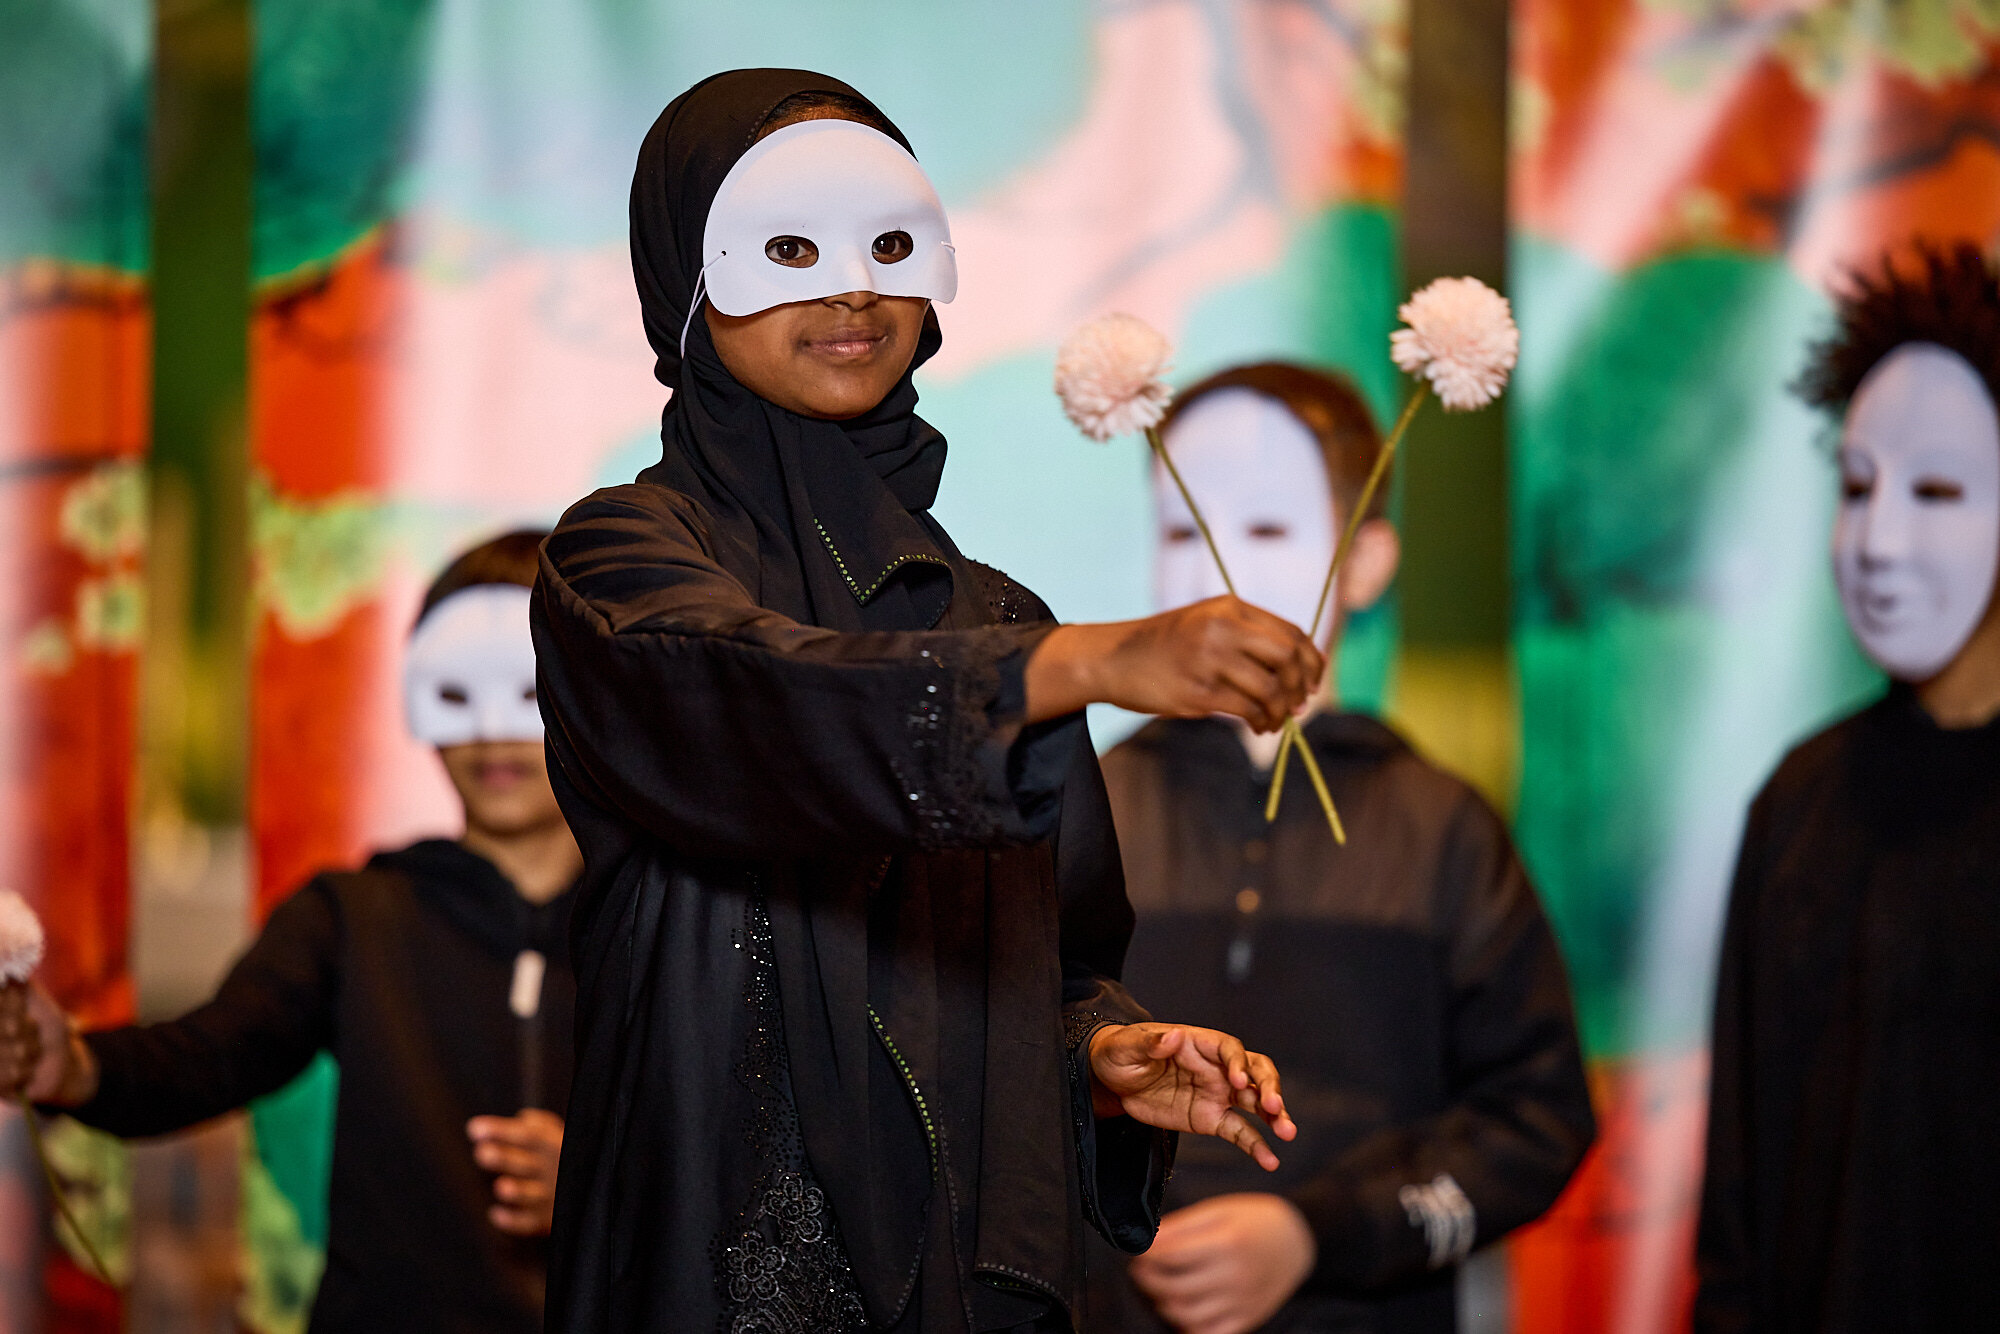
[1154,389,1337,637]
[699,117,957,319]
[403,585,543,746]
[1835,341,2000,681]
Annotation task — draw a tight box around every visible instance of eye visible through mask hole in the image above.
[872,230,913,263]
[764,235,818,268]
[440,684,470,706]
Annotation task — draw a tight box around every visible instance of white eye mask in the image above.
[699,118,957,319]
[1154,389,1337,636]
[403,585,543,746]
[1834,341,2000,681]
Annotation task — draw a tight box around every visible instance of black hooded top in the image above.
[64,840,577,1334]
[533,69,1168,1334]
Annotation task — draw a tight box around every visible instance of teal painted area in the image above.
[0,0,150,269]
[249,1052,339,1248]
[253,0,1091,275]
[1510,237,1879,1058]
[253,0,439,279]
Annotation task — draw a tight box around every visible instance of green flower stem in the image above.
[1145,424,1236,599]
[1266,381,1428,835]
[22,1103,113,1285]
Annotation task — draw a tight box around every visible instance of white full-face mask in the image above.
[1834,341,2000,681]
[1154,388,1337,638]
[699,118,957,319]
[403,584,543,746]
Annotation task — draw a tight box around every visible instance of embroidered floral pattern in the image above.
[714,893,866,1334]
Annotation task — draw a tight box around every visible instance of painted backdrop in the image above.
[1506,1,2000,1329]
[244,1,1408,1324]
[0,1,150,1329]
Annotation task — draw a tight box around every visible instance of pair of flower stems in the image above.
[1145,380,1427,845]
[21,1101,113,1283]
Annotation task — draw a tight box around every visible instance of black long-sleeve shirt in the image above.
[65,840,576,1334]
[1089,714,1595,1334]
[1695,689,2000,1332]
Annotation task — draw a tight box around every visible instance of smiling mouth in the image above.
[804,327,888,359]
[473,761,532,787]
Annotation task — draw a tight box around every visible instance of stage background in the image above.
[1505,1,2000,1329]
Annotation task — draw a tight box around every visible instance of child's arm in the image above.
[536,485,1318,863]
[30,880,339,1136]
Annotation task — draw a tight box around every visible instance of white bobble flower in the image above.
[1054,313,1175,441]
[0,889,44,985]
[1390,277,1519,411]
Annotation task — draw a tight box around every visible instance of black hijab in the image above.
[630,67,972,635]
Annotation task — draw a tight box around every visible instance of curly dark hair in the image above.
[416,529,547,627]
[1160,362,1387,519]
[1798,242,2000,416]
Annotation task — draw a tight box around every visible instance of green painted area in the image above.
[1509,237,1880,1057]
[0,0,150,270]
[248,1052,339,1249]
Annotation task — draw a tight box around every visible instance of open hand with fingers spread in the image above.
[467,1109,564,1236]
[1087,1023,1296,1171]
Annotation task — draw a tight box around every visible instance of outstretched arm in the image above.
[0,882,338,1137]
[535,488,1321,863]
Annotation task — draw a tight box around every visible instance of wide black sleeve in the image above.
[1046,713,1175,1253]
[534,487,1060,862]
[1292,794,1595,1291]
[61,880,341,1138]
[1691,791,1769,1334]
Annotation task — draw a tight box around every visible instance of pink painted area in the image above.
[381,234,660,510]
[929,0,1382,377]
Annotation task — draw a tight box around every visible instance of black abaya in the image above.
[535,70,1168,1334]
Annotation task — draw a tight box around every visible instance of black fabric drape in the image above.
[538,69,1167,1334]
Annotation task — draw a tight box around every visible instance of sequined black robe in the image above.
[533,484,1170,1334]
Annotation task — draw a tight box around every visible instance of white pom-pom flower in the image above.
[0,888,45,984]
[1054,313,1175,441]
[1390,277,1519,412]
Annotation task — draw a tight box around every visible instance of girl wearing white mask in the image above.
[533,70,1315,1334]
[1697,245,2000,1333]
[0,531,583,1333]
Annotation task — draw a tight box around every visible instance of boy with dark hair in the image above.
[1091,363,1595,1334]
[0,530,581,1334]
[1695,245,2000,1332]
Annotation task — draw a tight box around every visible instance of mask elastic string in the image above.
[680,259,717,360]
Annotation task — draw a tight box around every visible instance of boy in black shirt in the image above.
[1092,364,1594,1334]
[0,530,580,1334]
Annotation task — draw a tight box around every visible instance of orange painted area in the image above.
[250,601,390,919]
[1514,0,2000,273]
[250,236,398,498]
[1509,1054,1706,1334]
[249,239,399,921]
[0,272,148,1033]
